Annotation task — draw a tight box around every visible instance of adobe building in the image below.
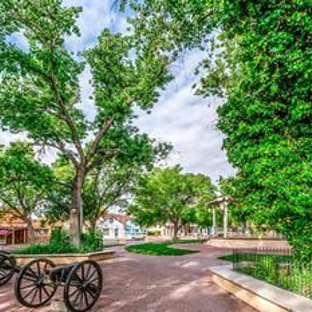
[0,213,49,246]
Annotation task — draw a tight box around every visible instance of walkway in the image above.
[1,245,255,312]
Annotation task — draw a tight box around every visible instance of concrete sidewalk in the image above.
[1,245,255,312]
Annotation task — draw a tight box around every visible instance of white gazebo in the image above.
[208,195,234,238]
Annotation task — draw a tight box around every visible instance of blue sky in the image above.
[1,0,235,182]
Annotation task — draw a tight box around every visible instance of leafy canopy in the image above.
[129,166,216,234]
[0,142,54,221]
[199,1,312,258]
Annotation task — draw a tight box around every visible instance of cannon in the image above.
[15,258,103,312]
[0,251,17,286]
[0,252,103,312]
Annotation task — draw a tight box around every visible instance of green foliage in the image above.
[0,0,184,244]
[0,142,54,240]
[120,0,217,50]
[18,228,79,254]
[221,252,312,299]
[198,1,312,258]
[46,140,170,225]
[16,242,79,255]
[129,166,216,238]
[16,228,104,254]
[147,230,161,236]
[50,227,72,246]
[81,229,103,252]
[125,242,199,256]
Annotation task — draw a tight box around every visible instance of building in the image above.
[0,213,49,246]
[97,214,147,241]
[161,224,210,238]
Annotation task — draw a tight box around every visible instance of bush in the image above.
[81,229,103,252]
[147,230,161,236]
[16,228,104,255]
[50,227,71,245]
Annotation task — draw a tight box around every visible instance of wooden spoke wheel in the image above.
[0,252,16,286]
[64,260,103,312]
[15,258,57,308]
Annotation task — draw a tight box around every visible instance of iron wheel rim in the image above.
[64,260,103,312]
[15,258,57,307]
[0,252,15,286]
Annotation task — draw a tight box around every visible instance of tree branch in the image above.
[49,41,85,162]
[37,140,80,168]
[86,149,122,172]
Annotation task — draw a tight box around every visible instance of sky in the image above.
[2,0,235,183]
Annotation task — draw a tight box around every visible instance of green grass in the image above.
[126,241,200,256]
[218,252,312,300]
[173,239,202,244]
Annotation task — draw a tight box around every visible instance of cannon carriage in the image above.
[0,251,103,312]
[0,251,17,286]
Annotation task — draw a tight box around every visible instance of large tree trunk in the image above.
[26,217,35,244]
[172,222,180,241]
[88,219,97,231]
[70,167,85,246]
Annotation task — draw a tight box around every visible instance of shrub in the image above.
[81,229,103,252]
[16,228,104,254]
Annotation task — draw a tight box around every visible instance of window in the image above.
[102,228,110,236]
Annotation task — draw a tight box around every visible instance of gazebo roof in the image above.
[208,195,234,206]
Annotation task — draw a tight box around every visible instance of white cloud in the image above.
[135,49,235,182]
[64,0,128,52]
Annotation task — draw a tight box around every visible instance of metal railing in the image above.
[233,248,312,299]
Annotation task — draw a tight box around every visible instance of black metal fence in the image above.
[232,248,312,299]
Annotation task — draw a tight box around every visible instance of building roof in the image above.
[0,212,48,230]
[208,195,234,206]
[103,214,132,225]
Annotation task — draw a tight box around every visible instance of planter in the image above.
[207,238,289,249]
[210,265,312,312]
[14,250,115,266]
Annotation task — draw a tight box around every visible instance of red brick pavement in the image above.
[0,245,255,312]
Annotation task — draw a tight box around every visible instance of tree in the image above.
[218,176,254,230]
[198,1,312,257]
[46,139,170,228]
[0,0,184,245]
[129,166,216,240]
[82,163,143,230]
[0,142,53,242]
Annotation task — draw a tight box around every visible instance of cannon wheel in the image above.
[64,260,103,312]
[0,251,16,286]
[15,258,57,308]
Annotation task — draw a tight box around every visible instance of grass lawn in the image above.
[126,241,200,256]
[174,239,202,244]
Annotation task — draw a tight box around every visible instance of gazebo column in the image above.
[222,203,228,239]
[212,209,217,237]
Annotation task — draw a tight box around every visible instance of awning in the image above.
[0,229,9,235]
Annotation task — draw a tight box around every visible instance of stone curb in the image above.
[210,265,312,312]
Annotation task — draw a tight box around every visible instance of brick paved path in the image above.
[1,245,255,312]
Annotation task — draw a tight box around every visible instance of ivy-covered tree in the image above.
[0,142,53,242]
[0,0,187,245]
[198,1,312,257]
[129,166,216,240]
